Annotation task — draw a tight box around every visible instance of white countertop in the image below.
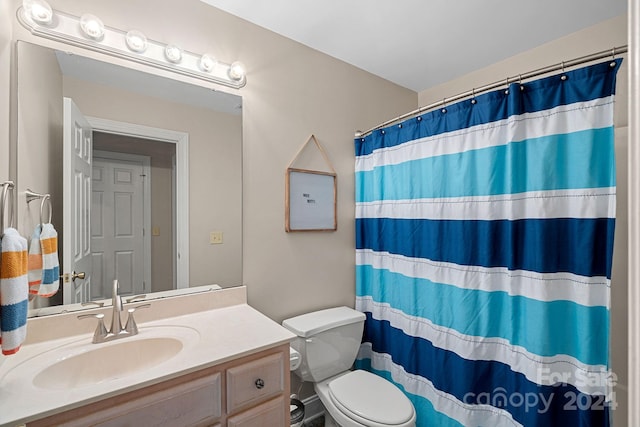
[0,296,295,426]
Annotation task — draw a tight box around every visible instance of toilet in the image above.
[283,306,416,427]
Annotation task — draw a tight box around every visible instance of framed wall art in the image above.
[285,135,337,232]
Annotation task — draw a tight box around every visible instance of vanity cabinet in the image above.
[27,344,290,427]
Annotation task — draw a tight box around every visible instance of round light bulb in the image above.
[164,44,183,63]
[125,30,148,53]
[228,61,246,82]
[79,13,105,40]
[198,54,217,73]
[23,0,53,25]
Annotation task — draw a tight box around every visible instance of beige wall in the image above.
[16,43,63,235]
[220,9,418,323]
[418,15,629,426]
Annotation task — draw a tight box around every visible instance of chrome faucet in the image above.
[78,280,150,343]
[110,279,124,338]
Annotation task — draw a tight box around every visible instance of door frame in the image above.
[93,150,151,295]
[629,0,639,422]
[87,117,189,289]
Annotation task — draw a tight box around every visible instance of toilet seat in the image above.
[325,370,415,426]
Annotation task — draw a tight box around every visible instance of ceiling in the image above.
[200,0,627,93]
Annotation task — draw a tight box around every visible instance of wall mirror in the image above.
[16,41,243,317]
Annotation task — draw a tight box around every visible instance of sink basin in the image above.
[33,337,183,390]
[3,325,200,391]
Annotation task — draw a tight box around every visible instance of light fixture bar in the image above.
[16,5,246,89]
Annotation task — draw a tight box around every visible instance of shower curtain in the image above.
[355,59,621,427]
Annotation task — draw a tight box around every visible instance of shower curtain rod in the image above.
[356,44,628,138]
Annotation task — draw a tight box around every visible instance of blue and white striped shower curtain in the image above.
[355,59,622,427]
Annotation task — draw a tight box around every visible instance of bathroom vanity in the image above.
[0,286,295,427]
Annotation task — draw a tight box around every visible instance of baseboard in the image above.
[302,394,324,422]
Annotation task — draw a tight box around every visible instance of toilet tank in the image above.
[282,306,366,383]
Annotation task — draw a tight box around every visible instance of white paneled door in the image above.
[91,152,148,299]
[62,98,93,304]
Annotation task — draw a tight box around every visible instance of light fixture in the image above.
[16,3,247,89]
[125,30,147,53]
[228,61,246,82]
[164,44,183,63]
[22,0,53,25]
[79,13,104,40]
[199,54,217,73]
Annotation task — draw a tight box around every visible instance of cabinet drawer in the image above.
[96,372,222,427]
[226,353,284,413]
[227,396,285,427]
[30,371,222,427]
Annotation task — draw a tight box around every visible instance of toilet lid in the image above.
[328,370,414,425]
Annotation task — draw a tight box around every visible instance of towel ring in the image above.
[26,189,52,226]
[40,195,52,225]
[0,181,15,235]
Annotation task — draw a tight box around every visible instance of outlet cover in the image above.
[210,231,223,244]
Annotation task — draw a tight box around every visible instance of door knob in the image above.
[60,271,86,283]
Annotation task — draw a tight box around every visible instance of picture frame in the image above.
[285,167,337,232]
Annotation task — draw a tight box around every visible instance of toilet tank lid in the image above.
[282,306,366,338]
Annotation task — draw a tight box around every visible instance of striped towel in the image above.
[38,223,59,297]
[28,225,43,295]
[0,228,28,355]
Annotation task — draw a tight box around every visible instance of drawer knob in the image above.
[255,378,265,389]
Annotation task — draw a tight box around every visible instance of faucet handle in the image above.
[81,301,105,308]
[124,304,151,335]
[78,313,108,343]
[125,294,147,304]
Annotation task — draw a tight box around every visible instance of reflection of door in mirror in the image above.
[62,98,93,304]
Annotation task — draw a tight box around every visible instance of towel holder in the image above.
[0,181,15,236]
[25,189,52,226]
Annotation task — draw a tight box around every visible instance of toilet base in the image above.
[323,411,339,427]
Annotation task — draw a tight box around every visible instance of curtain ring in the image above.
[40,195,52,226]
[471,88,477,104]
[610,47,618,68]
[560,61,568,81]
[441,97,447,113]
[504,77,510,95]
[519,74,525,91]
